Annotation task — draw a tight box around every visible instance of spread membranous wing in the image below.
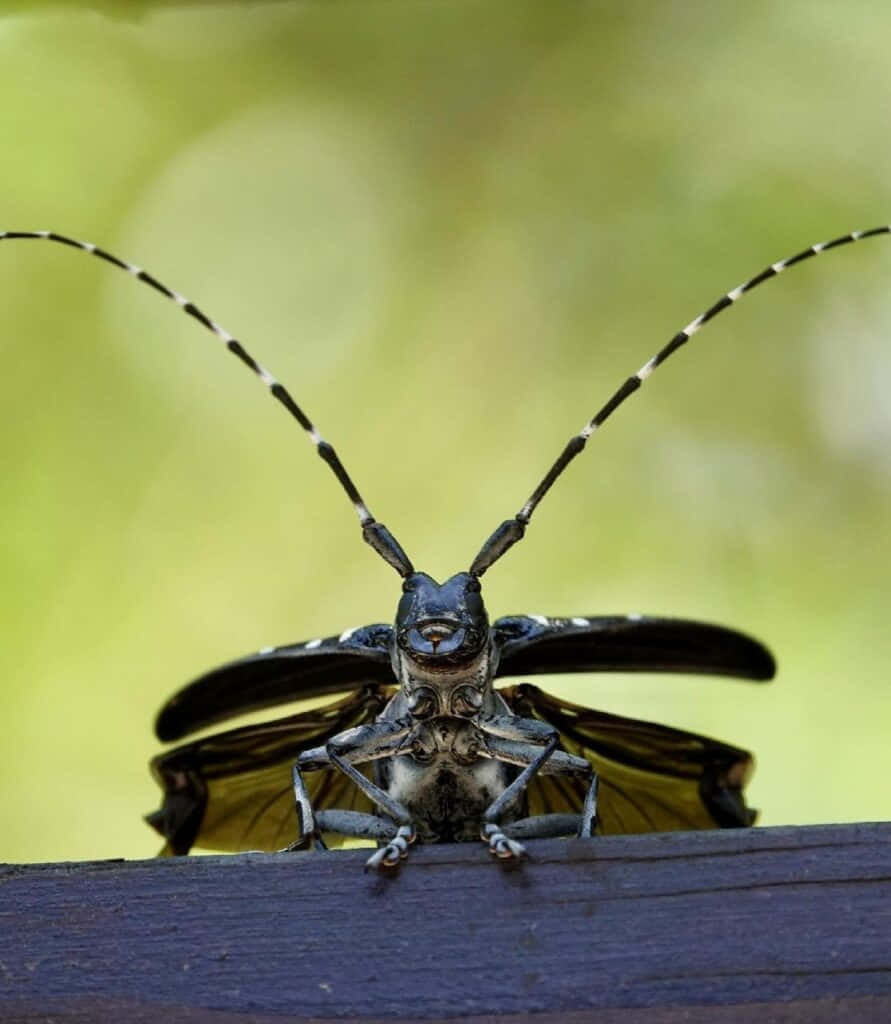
[147,685,392,854]
[504,684,755,834]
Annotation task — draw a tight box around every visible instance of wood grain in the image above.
[1,822,889,1022]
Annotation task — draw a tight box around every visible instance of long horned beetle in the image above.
[4,226,887,869]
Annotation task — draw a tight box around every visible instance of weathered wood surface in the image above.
[0,822,889,1023]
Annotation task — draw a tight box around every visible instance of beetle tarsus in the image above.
[365,824,416,871]
[482,823,527,860]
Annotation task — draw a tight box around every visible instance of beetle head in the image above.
[392,571,494,720]
[395,572,488,666]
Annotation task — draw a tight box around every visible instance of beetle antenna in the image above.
[2,231,414,577]
[470,225,891,576]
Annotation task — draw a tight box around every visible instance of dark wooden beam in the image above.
[1,822,890,1023]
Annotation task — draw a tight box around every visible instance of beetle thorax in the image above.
[394,644,498,719]
[390,569,497,720]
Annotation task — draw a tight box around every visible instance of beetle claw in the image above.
[482,824,526,861]
[364,825,415,872]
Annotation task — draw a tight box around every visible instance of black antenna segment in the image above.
[2,230,414,577]
[470,225,891,576]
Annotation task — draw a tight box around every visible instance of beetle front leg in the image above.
[483,733,558,860]
[477,716,559,860]
[479,714,595,858]
[324,744,416,871]
[296,720,417,870]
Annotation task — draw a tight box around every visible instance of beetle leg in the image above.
[363,825,416,872]
[324,749,415,870]
[503,813,581,839]
[477,718,558,859]
[478,714,595,857]
[284,760,323,851]
[496,784,598,841]
[481,732,557,859]
[481,714,591,774]
[314,809,398,842]
[295,719,417,870]
[579,772,599,838]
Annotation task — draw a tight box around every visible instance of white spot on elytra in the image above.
[571,617,588,627]
[530,615,549,627]
[339,627,357,643]
[258,646,275,655]
[305,638,323,649]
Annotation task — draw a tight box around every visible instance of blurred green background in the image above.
[2,1,890,863]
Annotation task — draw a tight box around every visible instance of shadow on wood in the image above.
[1,822,890,1023]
